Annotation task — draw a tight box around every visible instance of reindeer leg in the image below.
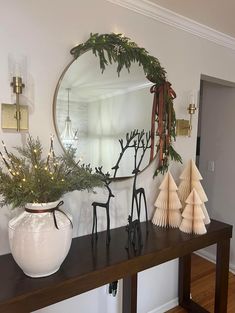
[135,193,140,222]
[142,190,149,232]
[106,206,111,245]
[138,223,143,249]
[125,227,130,250]
[92,205,97,244]
[138,192,142,221]
[95,208,98,239]
[130,192,135,221]
[133,225,137,252]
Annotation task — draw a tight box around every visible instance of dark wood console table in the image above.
[0,219,232,313]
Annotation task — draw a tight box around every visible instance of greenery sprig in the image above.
[70,33,182,175]
[0,136,102,208]
[70,33,166,86]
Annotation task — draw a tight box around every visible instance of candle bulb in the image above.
[189,93,195,105]
[188,92,197,115]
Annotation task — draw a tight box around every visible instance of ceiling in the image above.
[149,0,235,38]
[57,51,151,103]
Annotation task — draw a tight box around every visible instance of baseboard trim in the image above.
[148,297,178,313]
[195,250,235,274]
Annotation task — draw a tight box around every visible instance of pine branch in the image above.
[0,137,103,208]
[71,33,166,84]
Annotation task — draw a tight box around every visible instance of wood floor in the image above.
[167,254,235,313]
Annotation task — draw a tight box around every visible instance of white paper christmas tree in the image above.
[179,188,207,235]
[178,159,210,224]
[152,171,182,228]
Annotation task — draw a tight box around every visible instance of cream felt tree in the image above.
[179,188,207,235]
[178,159,210,224]
[152,171,182,228]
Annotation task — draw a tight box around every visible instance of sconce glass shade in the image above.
[8,54,27,102]
[8,54,27,81]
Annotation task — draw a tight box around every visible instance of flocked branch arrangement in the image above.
[70,33,182,176]
[0,136,102,208]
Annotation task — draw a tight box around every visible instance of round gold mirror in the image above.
[53,33,180,178]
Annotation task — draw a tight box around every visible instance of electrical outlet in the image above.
[207,160,215,172]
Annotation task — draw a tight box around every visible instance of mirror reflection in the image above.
[54,51,153,178]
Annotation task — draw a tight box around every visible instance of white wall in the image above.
[1,0,235,312]
[198,81,235,271]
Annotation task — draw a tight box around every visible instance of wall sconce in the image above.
[1,55,28,132]
[176,94,197,137]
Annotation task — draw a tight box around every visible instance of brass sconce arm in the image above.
[187,103,197,137]
[11,76,25,132]
[176,102,197,137]
[1,76,28,132]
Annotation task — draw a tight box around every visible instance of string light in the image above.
[0,136,99,207]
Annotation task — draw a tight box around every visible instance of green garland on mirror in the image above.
[70,33,182,175]
[71,33,166,84]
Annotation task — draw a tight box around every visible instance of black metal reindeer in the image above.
[130,130,151,227]
[91,167,114,245]
[125,215,142,252]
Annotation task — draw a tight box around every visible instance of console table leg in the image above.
[123,273,137,313]
[179,254,191,307]
[215,239,230,313]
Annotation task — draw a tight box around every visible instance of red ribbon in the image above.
[25,200,73,230]
[150,82,176,168]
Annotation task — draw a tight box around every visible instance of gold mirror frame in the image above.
[53,33,181,178]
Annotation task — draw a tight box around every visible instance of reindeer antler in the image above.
[95,166,111,186]
[133,130,151,173]
[112,129,139,178]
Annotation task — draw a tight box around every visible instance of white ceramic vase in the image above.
[8,201,73,278]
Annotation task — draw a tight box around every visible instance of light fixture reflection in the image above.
[61,88,78,148]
